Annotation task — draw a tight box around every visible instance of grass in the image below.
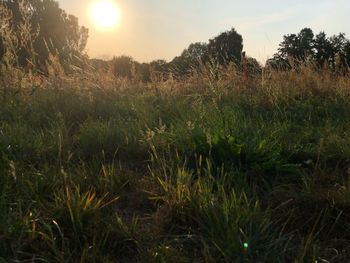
[1,65,350,262]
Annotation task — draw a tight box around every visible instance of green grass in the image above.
[1,70,350,262]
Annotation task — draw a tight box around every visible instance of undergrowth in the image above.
[1,64,350,262]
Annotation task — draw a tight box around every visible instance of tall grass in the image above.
[2,7,350,259]
[1,59,350,262]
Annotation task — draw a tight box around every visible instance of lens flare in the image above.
[90,0,120,29]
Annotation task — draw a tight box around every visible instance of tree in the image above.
[181,42,208,65]
[111,56,134,78]
[134,62,151,82]
[268,28,350,71]
[278,28,314,61]
[266,54,290,70]
[150,59,168,73]
[313,31,332,67]
[207,28,243,66]
[344,41,350,67]
[169,29,245,77]
[278,34,300,59]
[241,54,262,75]
[0,0,88,73]
[297,28,314,59]
[169,42,208,76]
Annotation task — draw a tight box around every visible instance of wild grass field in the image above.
[1,64,350,262]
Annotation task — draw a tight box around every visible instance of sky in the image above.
[59,0,350,63]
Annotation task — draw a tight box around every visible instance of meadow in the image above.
[1,64,350,262]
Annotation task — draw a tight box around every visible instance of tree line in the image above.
[1,0,350,78]
[94,28,261,81]
[267,28,350,72]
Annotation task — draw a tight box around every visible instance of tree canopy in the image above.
[168,28,244,77]
[105,28,246,80]
[0,0,88,73]
[1,1,249,79]
[207,28,243,66]
[169,42,208,76]
[267,28,350,71]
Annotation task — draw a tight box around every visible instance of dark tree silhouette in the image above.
[170,29,244,77]
[268,28,350,71]
[313,31,333,67]
[184,42,207,58]
[170,42,207,76]
[93,27,248,80]
[0,0,88,73]
[241,55,262,76]
[150,59,168,73]
[344,42,350,67]
[207,28,243,66]
[277,28,314,63]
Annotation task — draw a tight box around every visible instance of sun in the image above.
[90,0,121,30]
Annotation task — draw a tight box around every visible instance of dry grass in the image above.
[2,3,350,260]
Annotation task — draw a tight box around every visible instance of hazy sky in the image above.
[59,0,350,63]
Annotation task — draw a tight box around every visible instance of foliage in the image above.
[0,0,88,73]
[110,55,135,79]
[1,62,350,261]
[169,28,244,77]
[268,28,350,71]
[170,42,208,76]
[97,28,246,80]
[207,28,243,66]
[2,2,350,261]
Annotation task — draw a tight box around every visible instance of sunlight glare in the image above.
[90,0,121,30]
